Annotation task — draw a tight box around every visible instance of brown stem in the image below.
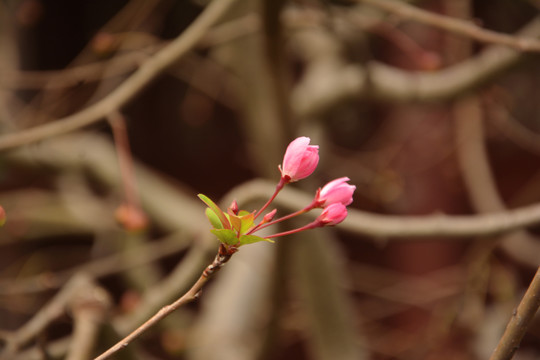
[0,0,239,151]
[93,244,235,360]
[0,275,106,358]
[360,0,540,52]
[490,267,540,360]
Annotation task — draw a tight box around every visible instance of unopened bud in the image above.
[115,204,149,232]
[262,209,277,224]
[92,32,118,57]
[279,137,319,183]
[228,200,239,215]
[0,205,5,227]
[315,177,355,208]
[317,203,348,226]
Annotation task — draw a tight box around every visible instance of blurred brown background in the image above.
[0,0,539,359]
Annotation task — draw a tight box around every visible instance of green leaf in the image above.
[205,208,223,229]
[211,229,239,245]
[239,234,274,245]
[239,213,255,234]
[226,212,256,235]
[227,213,242,232]
[198,194,231,229]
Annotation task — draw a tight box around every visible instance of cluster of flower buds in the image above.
[198,137,355,248]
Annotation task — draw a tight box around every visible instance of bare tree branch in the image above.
[0,233,190,296]
[0,0,238,151]
[65,281,111,360]
[489,267,540,360]
[0,275,109,358]
[293,231,368,360]
[487,95,540,157]
[293,16,540,117]
[7,236,216,360]
[2,2,539,150]
[454,96,540,267]
[93,244,235,360]
[0,13,257,91]
[0,44,161,89]
[359,0,540,52]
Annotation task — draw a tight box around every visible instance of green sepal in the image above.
[239,234,274,245]
[205,208,223,229]
[211,229,239,245]
[198,194,231,229]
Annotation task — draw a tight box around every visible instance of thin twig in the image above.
[93,244,235,360]
[490,267,540,360]
[108,111,150,233]
[454,95,540,268]
[0,275,104,358]
[487,94,540,158]
[0,44,162,89]
[455,96,501,213]
[292,15,540,117]
[0,13,258,91]
[0,0,238,151]
[0,233,190,295]
[359,0,540,52]
[109,111,139,208]
[4,133,209,233]
[7,240,214,360]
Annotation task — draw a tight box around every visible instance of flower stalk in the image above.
[199,137,355,247]
[94,136,355,360]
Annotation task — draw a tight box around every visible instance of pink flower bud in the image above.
[318,203,348,226]
[0,205,5,227]
[228,200,239,215]
[262,209,277,224]
[316,177,355,207]
[115,204,149,232]
[279,137,319,182]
